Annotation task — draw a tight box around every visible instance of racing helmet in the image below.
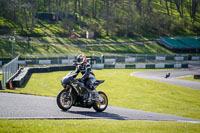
[77,54,87,65]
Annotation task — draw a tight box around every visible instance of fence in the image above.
[2,55,20,88]
[0,54,199,66]
[91,53,199,64]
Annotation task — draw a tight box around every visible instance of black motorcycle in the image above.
[56,72,108,112]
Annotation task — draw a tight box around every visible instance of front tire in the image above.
[93,91,108,112]
[57,89,73,111]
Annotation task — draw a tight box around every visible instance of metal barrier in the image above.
[0,54,199,66]
[2,55,20,88]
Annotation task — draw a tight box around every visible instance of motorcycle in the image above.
[56,72,108,112]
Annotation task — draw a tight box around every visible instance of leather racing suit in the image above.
[74,62,96,90]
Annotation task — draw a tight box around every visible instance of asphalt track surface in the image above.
[0,93,200,123]
[131,63,200,90]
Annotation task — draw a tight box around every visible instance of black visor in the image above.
[77,57,83,63]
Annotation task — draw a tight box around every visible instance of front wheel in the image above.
[57,89,73,111]
[93,91,108,112]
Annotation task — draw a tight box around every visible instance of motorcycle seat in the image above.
[94,80,105,86]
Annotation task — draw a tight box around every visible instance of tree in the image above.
[136,0,142,15]
[105,0,109,36]
[164,0,170,15]
[174,0,184,17]
[190,0,199,22]
[147,0,152,12]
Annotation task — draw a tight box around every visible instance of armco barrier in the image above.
[165,64,174,68]
[155,63,165,69]
[12,68,30,88]
[174,64,182,68]
[125,64,136,69]
[115,64,125,69]
[93,63,188,69]
[0,55,199,66]
[192,56,200,60]
[104,59,116,63]
[182,64,188,68]
[174,56,184,61]
[136,64,146,69]
[146,64,155,69]
[7,65,75,88]
[125,58,135,63]
[104,65,115,69]
[92,64,104,69]
[156,56,166,61]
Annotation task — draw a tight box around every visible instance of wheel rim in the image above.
[96,94,107,109]
[60,91,72,109]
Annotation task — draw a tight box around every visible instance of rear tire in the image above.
[93,91,108,112]
[57,89,73,111]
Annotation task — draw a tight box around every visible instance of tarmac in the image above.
[131,63,200,90]
[0,93,199,123]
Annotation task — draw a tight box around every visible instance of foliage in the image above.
[1,69,200,119]
[0,120,200,133]
[0,0,199,38]
[0,17,14,28]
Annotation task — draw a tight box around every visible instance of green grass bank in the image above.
[0,119,200,133]
[0,37,173,58]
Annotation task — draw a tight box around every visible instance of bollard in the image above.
[0,80,2,90]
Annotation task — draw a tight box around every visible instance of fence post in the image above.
[0,80,2,90]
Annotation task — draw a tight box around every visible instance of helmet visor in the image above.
[77,57,83,63]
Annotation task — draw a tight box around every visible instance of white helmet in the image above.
[77,54,87,65]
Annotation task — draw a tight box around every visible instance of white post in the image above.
[9,36,15,59]
[101,54,104,64]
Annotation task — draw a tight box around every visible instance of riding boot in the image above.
[88,89,98,102]
[91,89,99,101]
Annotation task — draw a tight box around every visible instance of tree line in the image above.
[0,0,199,37]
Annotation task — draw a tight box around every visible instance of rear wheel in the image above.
[93,91,108,112]
[57,89,73,111]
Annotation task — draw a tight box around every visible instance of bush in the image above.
[32,28,46,37]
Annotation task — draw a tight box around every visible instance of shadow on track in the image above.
[66,111,127,120]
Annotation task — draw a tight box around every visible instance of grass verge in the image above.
[0,119,200,133]
[0,69,200,119]
[179,76,200,82]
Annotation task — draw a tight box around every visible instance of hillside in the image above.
[0,0,200,59]
[0,0,200,38]
[0,37,173,58]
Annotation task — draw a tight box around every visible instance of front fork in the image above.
[65,87,72,98]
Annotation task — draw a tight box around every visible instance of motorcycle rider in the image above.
[73,54,97,102]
